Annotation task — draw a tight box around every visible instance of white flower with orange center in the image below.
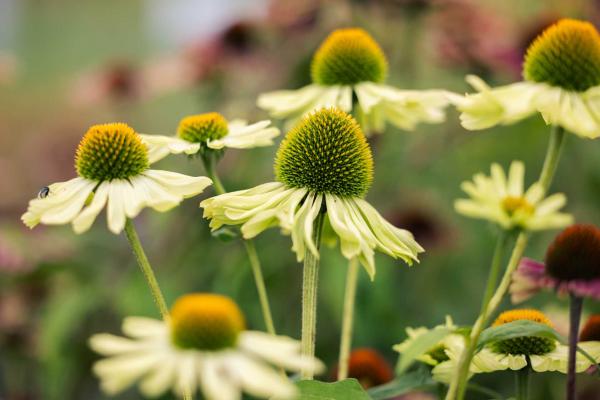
[21,123,211,234]
[454,160,572,231]
[452,19,600,139]
[89,293,324,399]
[139,112,280,163]
[257,28,452,135]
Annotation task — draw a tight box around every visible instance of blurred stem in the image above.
[516,367,530,400]
[567,294,583,400]
[301,212,325,380]
[337,257,359,381]
[480,231,510,311]
[124,219,170,320]
[448,125,566,400]
[200,152,277,336]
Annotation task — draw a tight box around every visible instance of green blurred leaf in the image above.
[397,327,452,374]
[210,226,239,242]
[297,379,372,400]
[368,367,435,400]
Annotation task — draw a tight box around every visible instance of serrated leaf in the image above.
[368,367,435,400]
[396,327,452,374]
[297,379,371,400]
[210,226,239,242]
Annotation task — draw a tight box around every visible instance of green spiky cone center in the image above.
[491,336,556,356]
[524,19,600,91]
[75,123,149,181]
[311,28,388,86]
[177,112,229,144]
[275,108,373,197]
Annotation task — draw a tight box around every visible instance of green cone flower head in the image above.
[177,112,229,144]
[275,108,373,197]
[311,28,388,86]
[524,18,600,91]
[75,123,149,181]
[490,309,556,356]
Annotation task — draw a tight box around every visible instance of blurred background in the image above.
[2,0,600,399]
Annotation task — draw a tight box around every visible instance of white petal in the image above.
[93,352,165,395]
[199,355,240,400]
[257,84,329,121]
[208,120,280,150]
[106,180,133,234]
[139,354,178,398]
[139,134,200,163]
[122,316,167,338]
[72,182,109,233]
[471,348,527,372]
[227,354,298,400]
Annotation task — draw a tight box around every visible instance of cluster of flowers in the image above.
[22,19,600,400]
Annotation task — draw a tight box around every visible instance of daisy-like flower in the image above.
[139,112,280,163]
[454,160,573,231]
[331,348,393,389]
[89,293,324,399]
[511,224,600,303]
[21,123,212,234]
[453,19,600,139]
[257,28,451,134]
[201,108,424,279]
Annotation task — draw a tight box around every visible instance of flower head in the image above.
[201,108,423,279]
[90,293,324,399]
[452,18,600,139]
[311,28,387,86]
[22,123,211,234]
[140,112,279,163]
[490,310,556,356]
[546,224,600,282]
[331,348,393,389]
[454,161,573,231]
[580,315,600,342]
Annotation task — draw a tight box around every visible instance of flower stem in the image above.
[337,257,359,381]
[480,231,510,313]
[567,294,583,400]
[516,366,530,400]
[199,152,277,336]
[301,212,325,380]
[447,125,566,400]
[124,218,170,320]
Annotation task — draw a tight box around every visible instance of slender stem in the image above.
[124,219,170,320]
[479,231,510,314]
[200,152,277,336]
[567,295,583,400]
[516,366,530,400]
[301,212,325,380]
[447,125,567,400]
[244,240,276,335]
[337,258,359,381]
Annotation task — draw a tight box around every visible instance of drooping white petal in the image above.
[139,354,178,398]
[141,170,212,201]
[106,180,134,234]
[173,353,198,397]
[530,343,600,373]
[72,182,109,233]
[93,352,166,395]
[89,333,155,355]
[208,120,280,150]
[199,355,240,400]
[122,316,168,338]
[471,348,527,372]
[257,84,331,120]
[139,134,201,163]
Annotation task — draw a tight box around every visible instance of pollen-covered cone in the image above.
[454,160,572,231]
[139,112,280,163]
[451,19,600,139]
[22,123,211,234]
[89,294,324,400]
[201,108,423,279]
[257,28,452,134]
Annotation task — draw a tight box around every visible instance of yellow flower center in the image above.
[177,112,229,144]
[75,123,149,181]
[524,19,600,91]
[491,309,556,356]
[502,196,534,216]
[311,28,388,86]
[170,293,245,351]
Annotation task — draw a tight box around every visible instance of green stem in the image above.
[447,125,566,400]
[516,366,530,400]
[124,219,170,320]
[200,152,277,336]
[337,258,359,381]
[479,231,510,313]
[301,212,325,380]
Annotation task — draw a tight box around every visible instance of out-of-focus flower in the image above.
[452,19,600,139]
[331,348,393,389]
[22,123,211,234]
[258,28,452,134]
[387,206,450,249]
[580,315,600,342]
[140,112,279,163]
[266,0,319,32]
[71,61,141,106]
[455,160,572,231]
[90,293,324,399]
[201,109,423,280]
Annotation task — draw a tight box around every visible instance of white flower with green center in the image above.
[139,112,280,163]
[454,160,573,231]
[89,293,324,399]
[21,123,212,234]
[201,108,423,279]
[435,309,600,379]
[257,28,452,135]
[452,19,600,139]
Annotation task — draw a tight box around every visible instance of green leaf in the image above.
[368,367,435,400]
[210,226,239,242]
[396,327,452,374]
[297,379,372,400]
[476,320,561,351]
